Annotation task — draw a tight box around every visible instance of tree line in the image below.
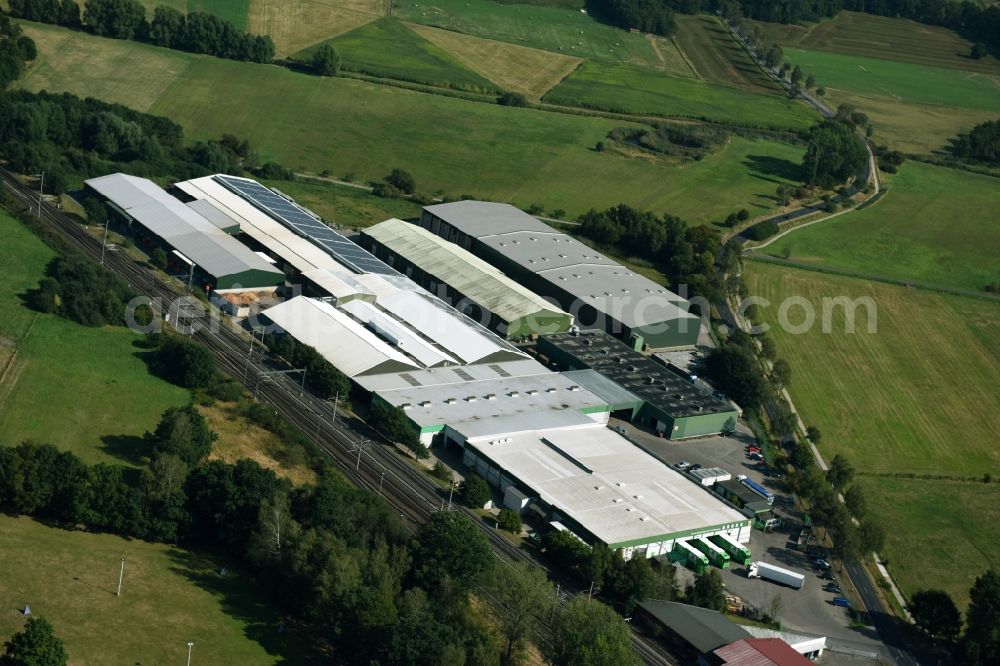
[588,0,678,36]
[951,119,1000,167]
[0,13,34,90]
[909,570,1000,664]
[6,0,275,63]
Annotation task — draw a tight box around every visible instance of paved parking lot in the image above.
[612,418,885,654]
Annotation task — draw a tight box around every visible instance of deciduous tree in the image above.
[2,616,67,666]
[910,589,961,642]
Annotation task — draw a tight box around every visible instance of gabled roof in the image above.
[422,200,551,237]
[637,601,750,654]
[362,219,569,325]
[714,638,812,666]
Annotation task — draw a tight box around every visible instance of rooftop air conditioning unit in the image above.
[466,396,477,402]
[509,391,520,398]
[568,385,580,391]
[485,394,496,400]
[400,403,412,410]
[445,398,457,404]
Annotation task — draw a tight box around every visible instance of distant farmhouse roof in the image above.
[362,218,569,327]
[85,173,282,285]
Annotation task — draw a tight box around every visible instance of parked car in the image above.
[688,464,702,472]
[832,597,852,608]
[674,461,691,469]
[823,583,841,593]
[819,571,836,581]
[814,558,831,569]
[613,425,628,436]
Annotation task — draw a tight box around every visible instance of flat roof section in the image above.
[374,372,607,429]
[355,358,552,393]
[422,200,551,237]
[463,423,748,548]
[542,330,734,419]
[562,369,642,409]
[339,299,460,368]
[86,173,282,283]
[362,219,569,325]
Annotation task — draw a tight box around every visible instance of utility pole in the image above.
[588,581,595,600]
[116,555,126,596]
[331,390,339,428]
[353,439,371,470]
[447,479,455,510]
[100,218,110,266]
[35,171,43,218]
[243,329,257,381]
[378,469,386,495]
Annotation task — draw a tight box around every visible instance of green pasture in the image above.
[785,47,1000,113]
[394,0,662,67]
[0,515,321,664]
[860,476,999,609]
[759,11,1000,75]
[0,212,190,465]
[543,60,816,129]
[301,17,497,91]
[673,14,778,93]
[758,162,1000,292]
[744,262,1000,478]
[259,178,422,228]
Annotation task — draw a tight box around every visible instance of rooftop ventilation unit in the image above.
[485,394,496,400]
[568,385,580,392]
[613,498,623,503]
[616,482,626,488]
[509,391,520,398]
[400,403,412,410]
[419,400,432,407]
[466,396,477,402]
[526,389,539,396]
[444,398,457,404]
[546,388,557,393]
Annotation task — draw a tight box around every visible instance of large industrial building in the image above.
[85,174,284,290]
[418,201,701,348]
[539,329,739,439]
[359,218,572,339]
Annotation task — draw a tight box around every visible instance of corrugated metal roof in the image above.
[262,296,420,377]
[714,638,812,665]
[86,173,282,284]
[339,299,460,368]
[362,219,569,325]
[638,601,750,653]
[423,200,551,237]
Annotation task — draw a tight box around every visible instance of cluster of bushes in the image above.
[0,14,34,89]
[368,399,425,458]
[801,118,869,188]
[606,123,728,160]
[264,333,350,400]
[146,333,218,389]
[700,330,769,409]
[745,218,778,241]
[577,202,724,303]
[7,0,274,63]
[372,167,416,199]
[951,119,1000,167]
[589,0,676,36]
[872,143,906,173]
[27,252,136,326]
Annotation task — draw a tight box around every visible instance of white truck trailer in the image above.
[748,561,805,589]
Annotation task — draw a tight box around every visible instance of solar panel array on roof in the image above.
[214,175,400,277]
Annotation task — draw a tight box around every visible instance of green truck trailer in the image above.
[670,540,709,573]
[710,534,752,566]
[692,537,731,569]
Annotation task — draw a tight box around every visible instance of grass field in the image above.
[405,22,583,99]
[0,515,322,664]
[757,11,1000,75]
[309,18,498,91]
[673,14,778,93]
[246,0,384,56]
[859,476,1000,609]
[0,212,190,465]
[745,263,1000,477]
[395,0,663,68]
[259,179,421,228]
[745,262,1000,605]
[784,47,1000,113]
[757,162,1000,291]
[543,61,817,129]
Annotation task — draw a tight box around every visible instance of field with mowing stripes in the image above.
[405,22,582,99]
[0,516,322,664]
[758,162,1000,292]
[16,23,807,220]
[247,0,384,56]
[395,0,663,68]
[673,14,778,93]
[304,18,497,91]
[745,262,1000,605]
[757,11,1000,74]
[784,47,1000,113]
[544,61,816,129]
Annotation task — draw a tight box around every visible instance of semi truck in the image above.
[671,540,709,573]
[692,537,730,569]
[738,475,774,505]
[748,561,805,589]
[710,533,752,566]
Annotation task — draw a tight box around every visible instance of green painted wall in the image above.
[633,317,700,349]
[508,311,573,339]
[213,268,283,290]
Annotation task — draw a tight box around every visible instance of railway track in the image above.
[1,170,672,665]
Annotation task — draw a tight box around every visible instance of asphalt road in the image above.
[846,560,920,666]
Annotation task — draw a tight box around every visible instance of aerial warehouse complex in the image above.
[360,218,573,339]
[539,329,740,439]
[417,201,702,349]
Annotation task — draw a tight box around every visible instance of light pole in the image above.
[353,439,371,470]
[100,218,110,266]
[116,555,126,596]
[378,469,386,495]
[186,641,194,666]
[33,172,43,218]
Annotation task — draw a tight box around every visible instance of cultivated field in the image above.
[745,262,1000,606]
[20,22,194,113]
[0,516,321,664]
[405,22,583,99]
[673,14,778,93]
[14,25,808,220]
[745,263,1000,477]
[246,0,384,56]
[395,0,663,68]
[0,213,190,465]
[757,11,1000,74]
[312,18,498,91]
[784,47,1000,113]
[758,162,1000,292]
[544,61,817,129]
[860,476,1000,609]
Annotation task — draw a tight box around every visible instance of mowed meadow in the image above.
[745,262,1000,605]
[16,22,808,221]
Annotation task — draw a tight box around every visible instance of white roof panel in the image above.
[340,299,460,368]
